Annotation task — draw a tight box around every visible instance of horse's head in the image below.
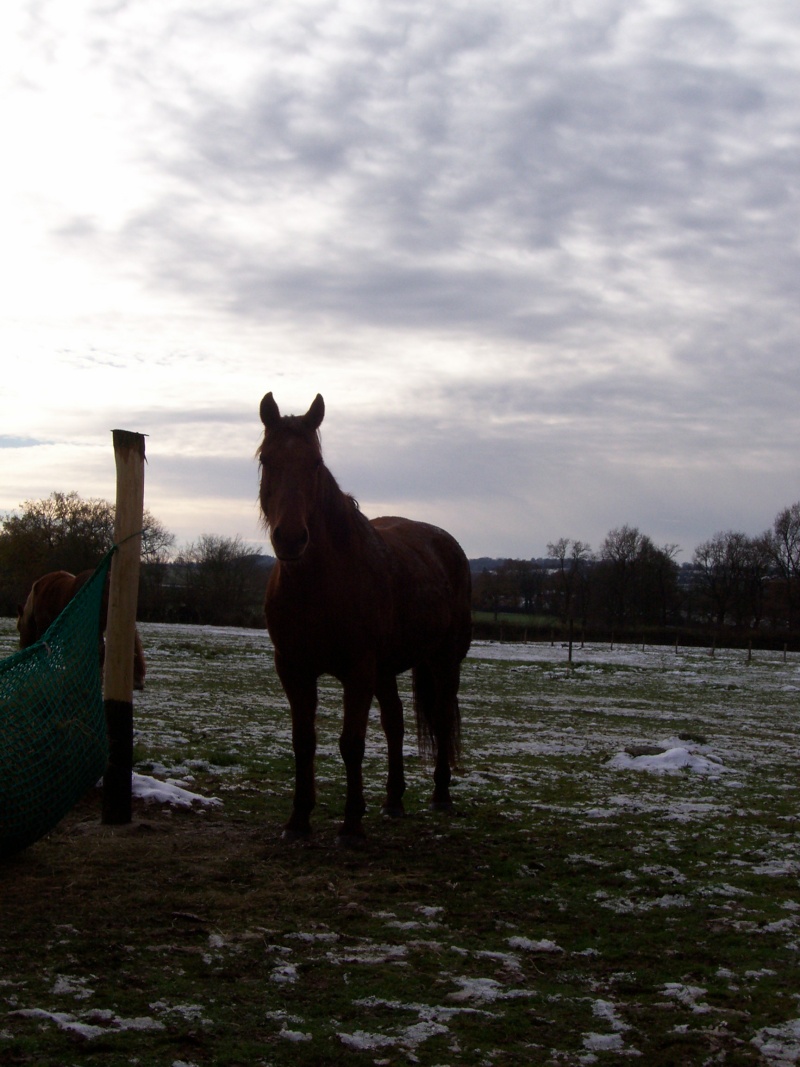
[16,571,75,647]
[258,392,326,561]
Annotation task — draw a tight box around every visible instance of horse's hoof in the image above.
[281,827,311,843]
[429,799,454,813]
[336,829,367,849]
[381,803,406,819]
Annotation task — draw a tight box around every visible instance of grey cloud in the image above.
[51,0,800,363]
[14,0,800,558]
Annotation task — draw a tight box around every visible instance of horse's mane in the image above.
[315,462,364,549]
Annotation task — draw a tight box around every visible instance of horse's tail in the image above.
[412,657,462,770]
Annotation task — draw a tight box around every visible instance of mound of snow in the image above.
[608,746,726,776]
[131,773,221,808]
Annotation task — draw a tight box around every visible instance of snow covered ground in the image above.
[2,619,800,1063]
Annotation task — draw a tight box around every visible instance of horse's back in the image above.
[17,570,78,647]
[371,516,472,664]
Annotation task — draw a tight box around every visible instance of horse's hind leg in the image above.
[430,712,457,811]
[415,657,462,812]
[376,675,406,818]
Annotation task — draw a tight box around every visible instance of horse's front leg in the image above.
[338,675,375,845]
[276,659,318,841]
[376,675,405,818]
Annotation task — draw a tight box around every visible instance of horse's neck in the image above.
[282,471,376,584]
[312,467,364,551]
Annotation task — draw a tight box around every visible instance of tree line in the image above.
[0,492,268,628]
[474,505,800,648]
[2,491,800,646]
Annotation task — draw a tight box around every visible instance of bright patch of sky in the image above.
[2,0,800,557]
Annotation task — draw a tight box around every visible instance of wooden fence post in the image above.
[102,430,146,825]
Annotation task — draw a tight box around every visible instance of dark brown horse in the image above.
[258,392,472,843]
[17,569,146,690]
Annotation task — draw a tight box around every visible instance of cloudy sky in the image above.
[2,0,799,561]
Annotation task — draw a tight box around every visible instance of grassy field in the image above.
[1,619,800,1065]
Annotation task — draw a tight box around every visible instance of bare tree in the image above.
[176,534,265,625]
[766,502,800,628]
[500,559,542,613]
[597,526,680,628]
[138,514,176,619]
[598,525,644,626]
[636,538,681,627]
[0,491,174,614]
[693,531,770,630]
[547,537,592,623]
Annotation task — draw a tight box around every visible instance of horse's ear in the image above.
[304,394,325,431]
[260,392,280,430]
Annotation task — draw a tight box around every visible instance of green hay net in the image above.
[0,550,114,859]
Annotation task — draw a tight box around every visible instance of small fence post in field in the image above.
[102,429,146,826]
[568,617,574,665]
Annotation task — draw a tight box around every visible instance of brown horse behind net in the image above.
[258,392,472,844]
[17,569,146,691]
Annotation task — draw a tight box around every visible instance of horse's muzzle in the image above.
[271,526,310,561]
